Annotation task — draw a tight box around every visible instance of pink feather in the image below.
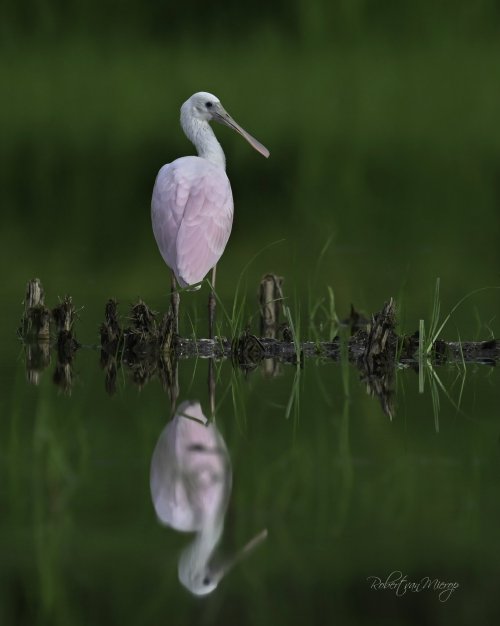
[151,156,233,288]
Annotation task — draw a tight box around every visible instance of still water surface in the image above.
[2,322,499,624]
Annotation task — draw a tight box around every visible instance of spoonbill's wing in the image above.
[151,156,233,287]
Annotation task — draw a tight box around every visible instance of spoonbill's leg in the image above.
[170,271,179,335]
[208,265,217,339]
[163,350,179,417]
[208,357,215,419]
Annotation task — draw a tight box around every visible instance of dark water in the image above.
[2,24,500,625]
[3,313,500,625]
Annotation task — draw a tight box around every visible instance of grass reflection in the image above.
[3,336,500,624]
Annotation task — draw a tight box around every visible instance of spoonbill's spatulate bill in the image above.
[151,91,269,336]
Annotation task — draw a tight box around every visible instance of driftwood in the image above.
[19,278,50,341]
[18,283,79,392]
[18,278,499,410]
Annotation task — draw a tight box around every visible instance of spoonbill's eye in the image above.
[205,102,213,108]
[202,576,211,585]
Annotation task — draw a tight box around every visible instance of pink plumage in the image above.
[151,156,233,288]
[151,92,269,291]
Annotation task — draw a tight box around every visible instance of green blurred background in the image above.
[2,0,500,334]
[2,2,500,625]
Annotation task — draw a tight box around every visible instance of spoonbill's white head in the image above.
[178,528,269,596]
[182,91,222,122]
[180,91,270,158]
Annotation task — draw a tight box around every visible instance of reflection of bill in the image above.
[150,400,267,595]
[367,571,459,602]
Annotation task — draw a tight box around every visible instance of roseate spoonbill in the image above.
[151,92,269,338]
[150,400,267,595]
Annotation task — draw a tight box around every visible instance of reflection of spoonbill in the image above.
[150,400,267,595]
[151,92,269,337]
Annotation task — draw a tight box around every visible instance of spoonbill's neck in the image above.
[189,516,224,565]
[178,515,225,591]
[181,114,226,170]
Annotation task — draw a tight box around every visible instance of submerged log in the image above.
[356,299,397,418]
[18,278,499,403]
